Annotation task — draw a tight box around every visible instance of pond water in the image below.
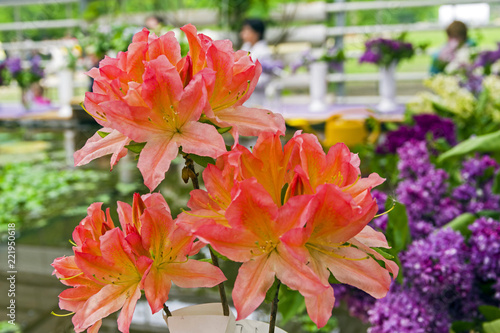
[0,124,367,333]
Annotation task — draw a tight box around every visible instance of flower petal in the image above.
[74,129,130,170]
[232,255,276,321]
[304,287,335,328]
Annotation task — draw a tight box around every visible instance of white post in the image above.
[309,61,328,112]
[377,61,398,113]
[58,69,73,118]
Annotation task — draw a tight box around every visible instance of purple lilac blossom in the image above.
[333,284,375,323]
[5,57,22,75]
[377,114,456,154]
[400,228,473,299]
[453,155,500,214]
[359,38,414,67]
[396,140,431,179]
[368,285,450,333]
[30,55,44,79]
[469,217,500,301]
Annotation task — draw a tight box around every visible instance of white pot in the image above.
[377,62,398,113]
[58,69,73,118]
[309,61,328,113]
[235,319,287,333]
[164,303,236,333]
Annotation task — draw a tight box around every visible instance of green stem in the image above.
[182,154,230,317]
[269,280,281,333]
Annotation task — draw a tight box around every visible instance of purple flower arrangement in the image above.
[376,114,457,154]
[3,56,45,89]
[359,37,414,67]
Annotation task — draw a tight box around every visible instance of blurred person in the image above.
[31,82,51,105]
[240,18,273,107]
[146,15,166,36]
[430,20,474,74]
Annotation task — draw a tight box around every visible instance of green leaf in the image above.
[384,200,411,254]
[478,210,500,220]
[479,305,500,321]
[208,246,230,262]
[372,247,394,260]
[264,278,280,304]
[493,172,500,195]
[217,126,232,134]
[97,131,110,138]
[438,130,500,162]
[278,288,306,324]
[199,258,213,264]
[190,154,216,168]
[125,141,146,154]
[484,319,500,333]
[443,213,476,238]
[451,320,476,333]
[280,183,289,206]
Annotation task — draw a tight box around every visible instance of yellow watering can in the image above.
[286,108,380,148]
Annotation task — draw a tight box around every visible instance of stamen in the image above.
[307,244,370,261]
[343,175,361,191]
[59,272,84,281]
[69,239,77,246]
[180,208,224,219]
[80,102,107,122]
[374,202,395,218]
[51,311,74,317]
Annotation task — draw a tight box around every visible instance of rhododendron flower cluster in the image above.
[52,194,225,333]
[178,132,398,327]
[74,24,285,190]
[54,24,397,333]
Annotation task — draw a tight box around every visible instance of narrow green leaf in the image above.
[493,172,500,195]
[372,247,394,260]
[97,131,110,138]
[278,288,306,325]
[190,154,216,168]
[217,126,232,134]
[264,278,280,304]
[484,319,500,333]
[451,320,477,333]
[443,213,476,238]
[280,183,289,206]
[384,200,411,254]
[125,141,146,154]
[438,130,500,162]
[479,305,500,321]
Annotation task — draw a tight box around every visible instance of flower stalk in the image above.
[269,280,281,333]
[182,154,230,316]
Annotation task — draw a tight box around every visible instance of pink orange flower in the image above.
[52,193,226,332]
[193,179,328,320]
[281,185,399,327]
[75,25,284,190]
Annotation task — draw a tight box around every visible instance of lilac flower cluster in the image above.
[400,229,473,299]
[452,155,500,214]
[377,114,456,154]
[5,57,22,75]
[473,43,500,75]
[359,38,414,67]
[368,285,450,333]
[468,217,500,300]
[30,55,44,79]
[332,285,375,323]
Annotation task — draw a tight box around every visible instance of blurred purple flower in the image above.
[368,285,451,333]
[469,217,500,295]
[333,284,375,323]
[401,228,473,299]
[370,190,389,231]
[5,57,22,75]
